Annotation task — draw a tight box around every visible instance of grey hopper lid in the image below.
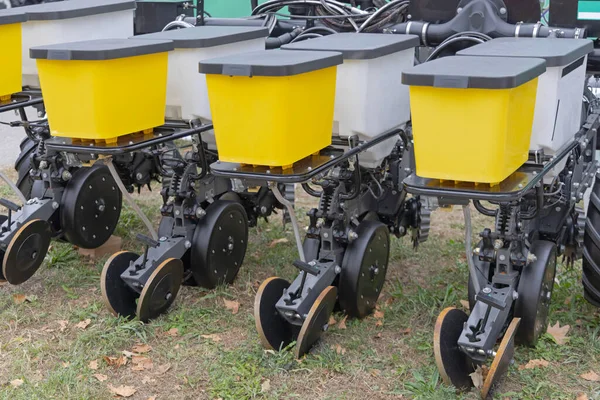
[402,56,546,89]
[19,0,135,21]
[30,38,174,61]
[282,33,419,60]
[136,26,269,49]
[457,38,593,68]
[199,50,343,77]
[0,9,27,25]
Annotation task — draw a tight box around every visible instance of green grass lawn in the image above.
[0,180,599,399]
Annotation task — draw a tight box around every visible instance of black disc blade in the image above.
[339,220,390,318]
[101,251,140,319]
[137,258,184,322]
[255,277,296,351]
[2,219,52,285]
[191,200,248,288]
[434,307,476,391]
[60,165,122,249]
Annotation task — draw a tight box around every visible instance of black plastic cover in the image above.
[0,8,27,25]
[199,50,343,77]
[30,38,174,61]
[457,38,594,68]
[19,0,135,21]
[136,26,269,49]
[402,55,546,89]
[281,33,419,60]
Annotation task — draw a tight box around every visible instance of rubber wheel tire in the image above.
[14,137,37,199]
[583,173,600,307]
[514,240,557,346]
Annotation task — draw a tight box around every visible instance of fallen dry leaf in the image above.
[580,370,600,382]
[147,397,157,400]
[338,316,347,330]
[12,294,29,305]
[374,332,383,339]
[333,344,346,355]
[374,310,384,319]
[518,359,549,370]
[93,374,108,382]
[460,300,470,309]
[154,363,172,375]
[165,328,179,337]
[564,296,572,305]
[547,321,570,345]
[62,362,70,368]
[108,385,137,398]
[328,315,337,325]
[375,320,383,327]
[268,238,289,247]
[141,376,156,384]
[261,379,271,393]
[75,319,91,330]
[370,369,381,377]
[131,344,152,354]
[577,393,589,400]
[58,320,69,332]
[401,327,412,335]
[223,299,240,315]
[103,355,128,368]
[470,366,484,389]
[89,360,98,370]
[10,379,24,388]
[131,356,153,371]
[201,334,222,343]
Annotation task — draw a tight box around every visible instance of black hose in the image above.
[302,183,322,197]
[473,200,497,217]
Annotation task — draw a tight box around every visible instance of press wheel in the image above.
[433,307,476,390]
[255,277,297,351]
[60,165,122,249]
[191,200,248,288]
[136,258,184,322]
[295,286,337,359]
[514,241,557,346]
[339,220,390,318]
[101,251,140,319]
[481,318,521,399]
[2,219,52,285]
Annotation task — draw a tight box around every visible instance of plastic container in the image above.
[0,10,27,98]
[31,38,174,142]
[402,56,546,184]
[283,33,419,168]
[200,50,343,167]
[458,38,593,155]
[136,26,268,121]
[19,0,136,88]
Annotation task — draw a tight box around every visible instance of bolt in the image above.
[52,201,59,210]
[98,204,105,212]
[473,247,480,255]
[175,210,180,216]
[334,265,341,274]
[185,241,192,249]
[195,208,206,218]
[160,236,167,242]
[527,252,537,264]
[482,287,492,294]
[260,206,268,214]
[493,239,503,250]
[42,173,48,179]
[228,243,234,251]
[555,207,561,212]
[323,232,329,239]
[136,172,143,181]
[499,7,507,14]
[39,160,48,169]
[165,292,172,301]
[348,230,358,242]
[62,170,72,181]
[513,291,519,300]
[546,291,551,300]
[499,254,506,261]
[457,7,462,13]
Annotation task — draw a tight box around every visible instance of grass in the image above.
[0,179,599,399]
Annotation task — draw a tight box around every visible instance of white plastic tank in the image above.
[18,0,136,87]
[136,26,268,122]
[283,33,419,168]
[458,38,594,155]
